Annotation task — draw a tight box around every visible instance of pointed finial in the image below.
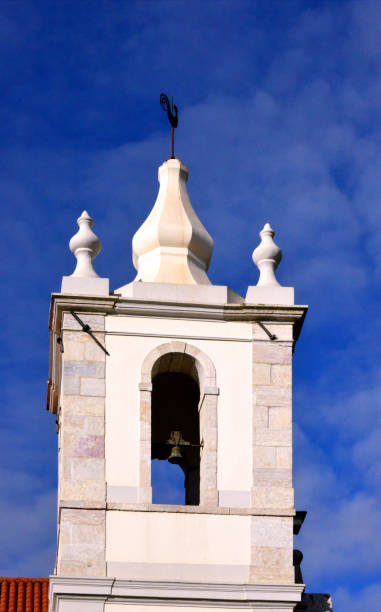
[131,158,213,284]
[252,223,282,286]
[69,210,101,278]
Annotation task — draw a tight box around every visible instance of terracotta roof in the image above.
[0,579,48,612]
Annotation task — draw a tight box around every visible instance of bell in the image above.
[168,445,183,464]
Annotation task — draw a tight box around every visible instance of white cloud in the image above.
[335,583,381,611]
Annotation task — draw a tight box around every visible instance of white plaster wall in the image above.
[105,316,252,493]
[105,334,157,487]
[106,511,251,565]
[194,338,252,493]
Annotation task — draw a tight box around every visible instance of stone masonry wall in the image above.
[250,323,294,583]
[56,313,106,577]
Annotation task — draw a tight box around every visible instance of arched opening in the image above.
[140,342,218,507]
[151,371,200,505]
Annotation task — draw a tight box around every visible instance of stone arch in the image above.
[138,341,219,507]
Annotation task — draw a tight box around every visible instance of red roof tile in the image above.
[0,579,48,612]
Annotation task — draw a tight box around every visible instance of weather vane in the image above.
[160,93,178,159]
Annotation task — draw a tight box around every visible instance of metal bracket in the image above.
[71,311,110,356]
[257,321,277,341]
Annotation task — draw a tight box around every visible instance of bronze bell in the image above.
[168,445,183,464]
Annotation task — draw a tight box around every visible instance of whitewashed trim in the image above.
[49,576,305,611]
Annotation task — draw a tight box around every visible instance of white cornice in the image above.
[49,293,307,334]
[49,576,305,608]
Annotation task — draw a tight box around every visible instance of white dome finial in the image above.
[69,210,101,278]
[132,158,214,284]
[252,222,282,287]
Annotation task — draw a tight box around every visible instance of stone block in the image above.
[252,343,292,365]
[277,447,292,469]
[63,313,105,331]
[70,458,104,481]
[63,331,88,343]
[255,385,292,406]
[85,416,105,436]
[64,415,86,433]
[254,428,292,446]
[71,523,105,545]
[60,509,105,526]
[250,547,294,583]
[64,414,105,436]
[251,516,293,548]
[140,400,150,424]
[63,457,73,479]
[266,486,294,509]
[63,375,80,395]
[253,468,292,486]
[140,420,151,442]
[269,324,293,341]
[81,378,105,397]
[59,542,104,561]
[62,340,85,361]
[62,432,104,458]
[200,395,218,414]
[64,395,104,416]
[253,446,276,469]
[64,360,105,378]
[61,479,106,502]
[84,335,106,361]
[252,324,293,342]
[57,559,106,577]
[253,406,268,428]
[203,428,217,451]
[268,407,292,429]
[251,486,267,508]
[74,435,104,458]
[271,364,292,386]
[61,275,109,296]
[138,486,152,503]
[58,524,71,546]
[252,363,271,385]
[246,285,294,306]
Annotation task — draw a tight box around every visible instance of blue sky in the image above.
[0,1,380,609]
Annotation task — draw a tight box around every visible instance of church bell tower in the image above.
[47,153,312,612]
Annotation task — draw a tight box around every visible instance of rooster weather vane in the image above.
[160,93,178,159]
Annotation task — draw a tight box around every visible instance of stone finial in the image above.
[132,158,214,285]
[69,210,101,278]
[61,211,109,296]
[252,223,282,287]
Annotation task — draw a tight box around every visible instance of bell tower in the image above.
[47,155,312,611]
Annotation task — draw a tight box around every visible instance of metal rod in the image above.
[166,442,203,448]
[71,311,110,356]
[257,321,277,341]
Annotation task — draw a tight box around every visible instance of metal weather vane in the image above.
[160,93,178,159]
